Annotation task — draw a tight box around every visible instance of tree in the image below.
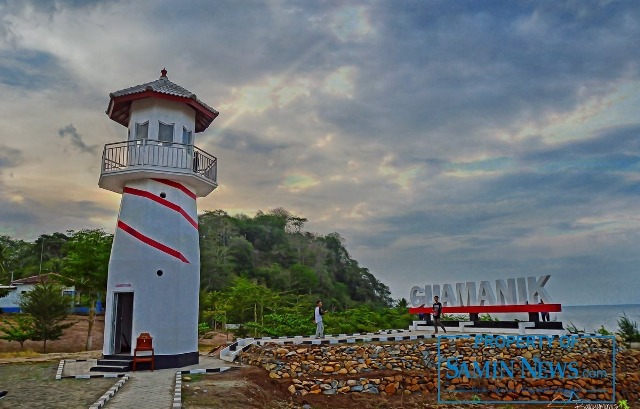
[287,264,319,294]
[220,277,281,336]
[61,229,112,350]
[0,235,31,284]
[0,237,11,294]
[0,236,12,282]
[199,210,239,291]
[19,282,74,353]
[0,315,36,350]
[395,298,408,309]
[32,233,70,275]
[1,233,69,280]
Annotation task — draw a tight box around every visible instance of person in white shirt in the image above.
[314,300,324,339]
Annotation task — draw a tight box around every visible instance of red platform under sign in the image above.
[408,303,562,315]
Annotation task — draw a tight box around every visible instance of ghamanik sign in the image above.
[409,275,552,306]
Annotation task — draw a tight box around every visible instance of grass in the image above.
[183,373,205,382]
[0,349,41,359]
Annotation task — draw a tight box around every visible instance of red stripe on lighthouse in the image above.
[123,187,198,229]
[117,220,190,263]
[152,179,197,200]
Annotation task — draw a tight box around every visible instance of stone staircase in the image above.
[219,338,256,362]
[90,355,133,373]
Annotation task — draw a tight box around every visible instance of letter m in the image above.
[456,282,477,306]
[473,361,490,378]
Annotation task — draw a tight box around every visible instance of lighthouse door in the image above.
[112,292,134,354]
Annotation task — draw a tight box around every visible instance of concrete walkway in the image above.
[58,355,226,409]
[103,368,175,408]
[95,356,232,409]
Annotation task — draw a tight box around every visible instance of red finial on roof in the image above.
[161,68,168,78]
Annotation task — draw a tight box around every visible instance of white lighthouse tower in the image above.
[98,69,218,368]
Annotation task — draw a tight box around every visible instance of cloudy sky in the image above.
[1,0,639,305]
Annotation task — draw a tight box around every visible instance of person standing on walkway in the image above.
[314,300,325,339]
[432,296,446,334]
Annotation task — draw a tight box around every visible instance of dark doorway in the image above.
[113,292,134,354]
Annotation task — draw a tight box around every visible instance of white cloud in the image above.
[0,1,639,305]
[328,5,374,42]
[322,66,356,98]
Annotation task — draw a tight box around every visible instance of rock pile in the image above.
[241,337,639,403]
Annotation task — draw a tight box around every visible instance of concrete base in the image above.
[103,351,199,370]
[411,320,567,336]
[155,352,199,369]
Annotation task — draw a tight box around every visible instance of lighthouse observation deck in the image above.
[99,139,217,197]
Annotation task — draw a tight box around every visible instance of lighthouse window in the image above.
[182,127,193,145]
[159,122,174,143]
[135,122,149,139]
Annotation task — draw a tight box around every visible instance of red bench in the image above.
[409,303,562,323]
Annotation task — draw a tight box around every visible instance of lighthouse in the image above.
[98,69,218,368]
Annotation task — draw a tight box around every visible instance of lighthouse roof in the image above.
[106,69,219,133]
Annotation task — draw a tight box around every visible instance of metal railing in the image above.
[101,140,217,184]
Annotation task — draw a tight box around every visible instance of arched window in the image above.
[135,122,149,139]
[182,127,193,145]
[159,122,174,143]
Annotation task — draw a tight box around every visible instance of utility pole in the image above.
[38,239,44,276]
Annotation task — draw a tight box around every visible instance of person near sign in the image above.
[314,300,325,339]
[539,300,550,322]
[432,296,447,334]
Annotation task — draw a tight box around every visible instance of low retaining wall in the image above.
[242,337,640,403]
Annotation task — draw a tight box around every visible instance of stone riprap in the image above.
[241,337,640,403]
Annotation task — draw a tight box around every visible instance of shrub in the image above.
[566,321,584,334]
[444,314,469,321]
[479,313,498,322]
[617,314,640,342]
[198,322,211,337]
[245,313,313,337]
[0,315,36,349]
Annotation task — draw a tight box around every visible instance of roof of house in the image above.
[106,69,219,133]
[10,273,64,286]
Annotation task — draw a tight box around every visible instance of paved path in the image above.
[102,357,230,409]
[104,368,175,409]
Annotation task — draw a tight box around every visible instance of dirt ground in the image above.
[198,330,235,352]
[0,314,105,354]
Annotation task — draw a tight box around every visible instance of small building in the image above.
[0,273,75,313]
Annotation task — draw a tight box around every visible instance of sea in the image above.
[555,304,640,333]
[493,304,640,333]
